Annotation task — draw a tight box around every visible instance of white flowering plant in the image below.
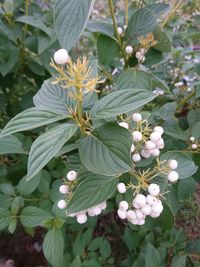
[0,0,200,266]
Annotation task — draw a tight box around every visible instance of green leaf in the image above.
[67,174,118,213]
[0,43,19,76]
[79,123,132,176]
[90,89,156,119]
[54,0,94,50]
[86,20,114,38]
[153,26,171,52]
[0,183,15,195]
[147,3,170,17]
[164,126,188,141]
[125,8,157,43]
[161,151,198,179]
[97,34,120,65]
[0,208,11,230]
[0,107,69,138]
[0,135,25,155]
[43,229,64,267]
[116,70,152,91]
[20,206,53,227]
[18,172,42,196]
[33,78,74,115]
[171,256,186,267]
[27,123,77,180]
[191,121,200,138]
[16,16,51,36]
[178,178,196,201]
[8,217,17,233]
[70,256,81,267]
[144,243,161,267]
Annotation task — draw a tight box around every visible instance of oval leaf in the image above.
[67,174,118,213]
[0,208,11,230]
[79,123,132,176]
[0,135,25,155]
[27,123,77,180]
[90,89,156,119]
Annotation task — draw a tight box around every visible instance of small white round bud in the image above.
[137,219,145,225]
[117,209,127,219]
[132,131,143,142]
[150,132,161,142]
[135,52,141,59]
[141,204,152,215]
[119,200,129,211]
[140,149,151,159]
[192,144,197,149]
[155,138,164,149]
[132,153,141,162]
[53,49,69,65]
[135,209,145,219]
[92,205,102,215]
[76,213,87,224]
[125,45,133,55]
[151,200,163,214]
[100,202,107,210]
[131,144,135,153]
[117,183,126,194]
[132,113,142,122]
[57,200,67,210]
[168,171,179,182]
[119,122,129,129]
[189,136,195,142]
[146,194,158,206]
[145,141,156,150]
[148,184,160,196]
[126,210,136,221]
[151,148,160,157]
[150,211,160,218]
[87,208,96,217]
[133,194,146,207]
[67,170,77,181]
[59,185,69,194]
[168,159,178,170]
[154,126,164,135]
[117,27,123,35]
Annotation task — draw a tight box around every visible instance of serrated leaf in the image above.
[0,107,69,138]
[90,89,156,119]
[43,229,64,267]
[54,0,94,50]
[20,206,53,227]
[33,78,74,115]
[27,123,77,180]
[67,174,118,213]
[0,208,11,230]
[161,151,198,179]
[79,123,132,176]
[0,135,25,155]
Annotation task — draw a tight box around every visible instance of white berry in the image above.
[132,113,142,122]
[67,170,77,181]
[168,159,178,169]
[155,138,164,149]
[168,171,179,182]
[126,210,136,221]
[132,153,141,162]
[141,204,152,215]
[117,209,127,219]
[117,27,123,35]
[100,202,107,210]
[125,46,133,55]
[151,148,160,157]
[135,209,145,219]
[189,136,195,142]
[150,132,161,142]
[133,194,146,207]
[148,184,160,196]
[119,201,129,211]
[59,185,69,194]
[135,52,141,59]
[146,194,158,206]
[152,200,163,214]
[145,141,156,150]
[192,144,197,149]
[140,149,151,159]
[53,49,69,65]
[76,213,87,224]
[119,122,129,129]
[137,219,145,225]
[154,126,164,135]
[150,211,160,218]
[117,183,126,194]
[57,200,67,209]
[132,131,143,142]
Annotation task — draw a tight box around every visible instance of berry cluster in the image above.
[189,136,199,150]
[135,48,146,63]
[117,158,179,225]
[57,170,107,224]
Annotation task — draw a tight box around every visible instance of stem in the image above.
[108,0,122,46]
[23,0,29,40]
[125,0,129,26]
[176,90,195,112]
[162,0,183,28]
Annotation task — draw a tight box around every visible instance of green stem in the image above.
[125,0,129,26]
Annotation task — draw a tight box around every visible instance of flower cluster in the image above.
[57,170,107,224]
[116,159,179,225]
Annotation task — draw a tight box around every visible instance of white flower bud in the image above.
[126,210,136,221]
[117,209,127,219]
[100,202,107,210]
[57,200,67,209]
[132,153,141,162]
[117,183,126,194]
[145,141,156,150]
[192,144,197,149]
[141,204,152,215]
[132,131,143,142]
[132,113,142,122]
[119,200,129,211]
[117,27,123,35]
[154,126,164,135]
[146,194,158,206]
[148,184,160,196]
[151,148,160,157]
[151,200,163,214]
[59,185,69,194]
[67,170,77,181]
[135,52,141,59]
[135,209,145,219]
[150,211,160,218]
[155,138,164,149]
[137,219,145,225]
[168,159,178,170]
[131,218,140,225]
[150,132,161,142]
[119,122,129,129]
[140,149,151,159]
[168,171,179,182]
[133,194,146,208]
[53,49,70,65]
[76,213,87,224]
[125,45,133,55]
[189,136,195,142]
